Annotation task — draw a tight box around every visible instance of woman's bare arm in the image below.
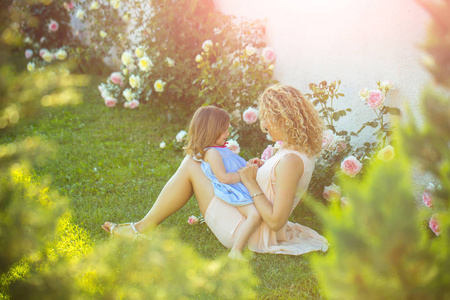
[239,154,303,231]
[204,148,241,184]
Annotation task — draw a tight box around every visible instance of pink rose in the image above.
[341,156,362,177]
[39,48,49,58]
[25,49,33,59]
[129,99,139,109]
[336,141,347,153]
[188,215,198,225]
[323,183,342,201]
[322,130,335,150]
[429,215,441,236]
[48,20,59,32]
[110,72,123,85]
[422,183,435,208]
[64,2,75,11]
[105,97,117,107]
[366,90,385,109]
[261,145,274,161]
[262,47,276,64]
[226,139,240,154]
[243,107,259,124]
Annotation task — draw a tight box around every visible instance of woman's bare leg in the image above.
[102,155,214,234]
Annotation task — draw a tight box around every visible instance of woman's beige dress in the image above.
[204,148,329,255]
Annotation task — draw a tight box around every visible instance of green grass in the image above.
[1,85,326,299]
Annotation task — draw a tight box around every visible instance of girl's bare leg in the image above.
[102,155,214,235]
[229,204,261,260]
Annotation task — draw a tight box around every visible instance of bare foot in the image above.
[228,249,249,262]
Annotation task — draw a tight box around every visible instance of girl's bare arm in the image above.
[204,148,241,184]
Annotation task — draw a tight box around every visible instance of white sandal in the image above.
[102,222,148,240]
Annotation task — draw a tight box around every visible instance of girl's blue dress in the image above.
[201,146,253,206]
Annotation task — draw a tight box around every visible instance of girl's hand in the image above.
[238,164,259,186]
[247,158,264,167]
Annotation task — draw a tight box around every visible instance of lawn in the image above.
[1,84,327,299]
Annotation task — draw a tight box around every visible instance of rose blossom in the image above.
[366,90,385,109]
[176,130,187,142]
[123,88,135,102]
[154,79,166,92]
[135,46,145,58]
[64,2,75,11]
[188,215,198,225]
[39,48,49,58]
[165,57,175,68]
[105,97,117,107]
[27,62,35,72]
[322,130,335,150]
[121,51,134,66]
[42,51,53,63]
[242,107,259,124]
[380,80,394,92]
[422,183,435,208]
[341,156,362,177]
[262,47,276,63]
[139,56,153,72]
[359,88,370,101]
[25,49,33,59]
[429,215,441,236]
[323,183,342,202]
[55,49,67,60]
[202,40,213,52]
[76,9,86,20]
[226,139,240,154]
[110,72,123,85]
[89,1,100,10]
[245,45,256,56]
[261,145,274,161]
[129,75,141,89]
[48,20,59,32]
[377,145,395,162]
[129,100,139,109]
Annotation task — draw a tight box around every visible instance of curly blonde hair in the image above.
[183,106,230,160]
[258,84,324,157]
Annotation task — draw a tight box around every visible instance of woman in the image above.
[102,84,329,255]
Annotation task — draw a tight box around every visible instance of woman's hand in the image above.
[238,164,259,187]
[247,157,264,167]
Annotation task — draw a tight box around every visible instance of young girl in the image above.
[183,106,261,261]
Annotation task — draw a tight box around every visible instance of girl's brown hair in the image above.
[183,106,230,159]
[258,84,324,157]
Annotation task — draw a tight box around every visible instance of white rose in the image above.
[154,79,166,92]
[121,51,134,66]
[129,74,141,89]
[135,47,145,58]
[89,1,100,10]
[76,9,86,20]
[55,49,68,60]
[27,62,35,72]
[123,88,135,101]
[202,40,213,52]
[380,80,394,92]
[176,130,187,142]
[245,45,256,56]
[42,51,53,63]
[359,88,370,101]
[139,56,153,72]
[165,57,175,68]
